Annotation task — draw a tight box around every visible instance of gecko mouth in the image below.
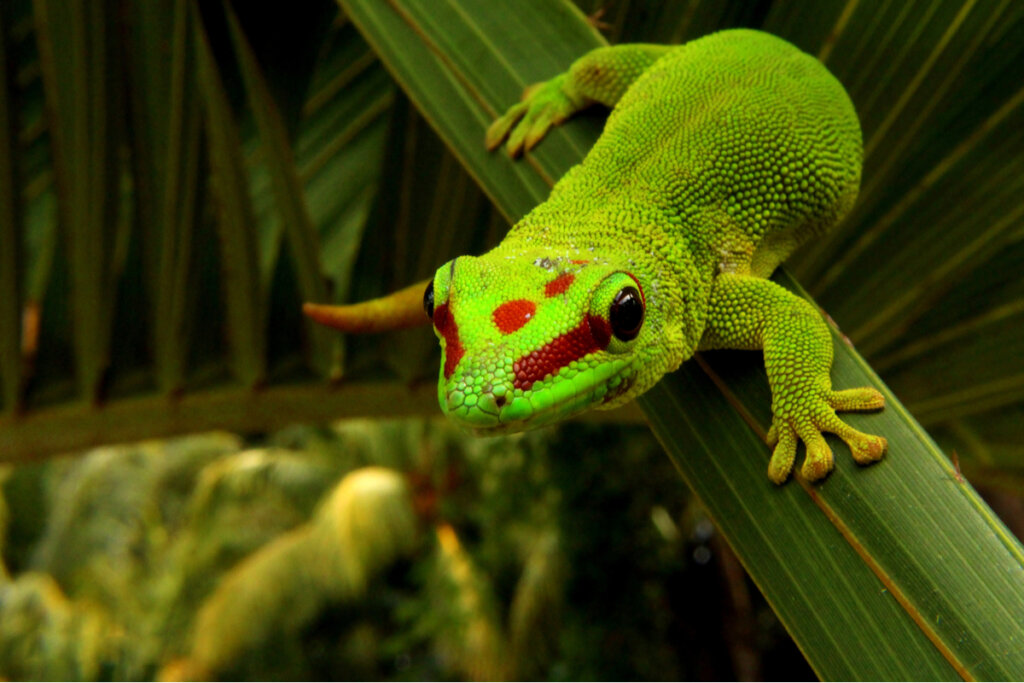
[443,360,635,435]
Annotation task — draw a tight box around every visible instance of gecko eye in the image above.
[589,272,645,352]
[423,281,435,319]
[609,286,644,341]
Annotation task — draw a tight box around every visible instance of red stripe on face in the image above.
[493,299,536,335]
[544,273,575,297]
[512,315,611,390]
[433,303,464,379]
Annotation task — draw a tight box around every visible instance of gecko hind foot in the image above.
[765,387,887,484]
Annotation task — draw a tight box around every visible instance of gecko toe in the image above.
[485,102,528,151]
[817,411,887,465]
[797,426,835,482]
[767,424,797,485]
[848,433,887,465]
[829,387,885,412]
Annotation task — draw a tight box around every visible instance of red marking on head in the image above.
[493,299,536,335]
[512,315,611,390]
[587,314,612,348]
[544,273,575,297]
[570,259,589,265]
[433,303,464,379]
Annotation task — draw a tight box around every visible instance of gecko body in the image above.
[422,29,885,483]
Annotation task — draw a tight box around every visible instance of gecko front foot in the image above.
[765,387,887,484]
[485,75,582,157]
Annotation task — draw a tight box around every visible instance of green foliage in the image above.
[0,421,809,680]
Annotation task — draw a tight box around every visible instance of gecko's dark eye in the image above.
[588,272,645,352]
[609,286,644,341]
[423,281,435,319]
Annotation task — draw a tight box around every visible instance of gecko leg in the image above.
[702,273,887,484]
[486,44,670,157]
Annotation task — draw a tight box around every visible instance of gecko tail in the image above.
[303,279,431,334]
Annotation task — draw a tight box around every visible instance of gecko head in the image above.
[424,250,665,434]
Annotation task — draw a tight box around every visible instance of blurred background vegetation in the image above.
[0,0,1023,679]
[2,421,801,680]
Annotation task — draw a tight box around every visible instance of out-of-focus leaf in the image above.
[33,0,125,402]
[933,406,1024,481]
[122,0,204,394]
[507,529,564,673]
[870,232,1024,427]
[0,573,122,680]
[223,2,334,376]
[171,466,418,680]
[431,523,508,681]
[0,2,23,413]
[193,0,266,387]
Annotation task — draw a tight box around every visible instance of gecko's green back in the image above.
[426,29,862,437]
[522,29,861,276]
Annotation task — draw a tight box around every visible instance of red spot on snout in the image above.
[493,299,536,335]
[544,273,575,297]
[433,303,464,379]
[512,314,611,390]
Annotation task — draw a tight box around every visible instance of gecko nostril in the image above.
[495,395,507,408]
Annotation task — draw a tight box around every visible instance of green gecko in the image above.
[421,29,886,484]
[304,29,888,483]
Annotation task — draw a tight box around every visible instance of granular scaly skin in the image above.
[430,29,887,483]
